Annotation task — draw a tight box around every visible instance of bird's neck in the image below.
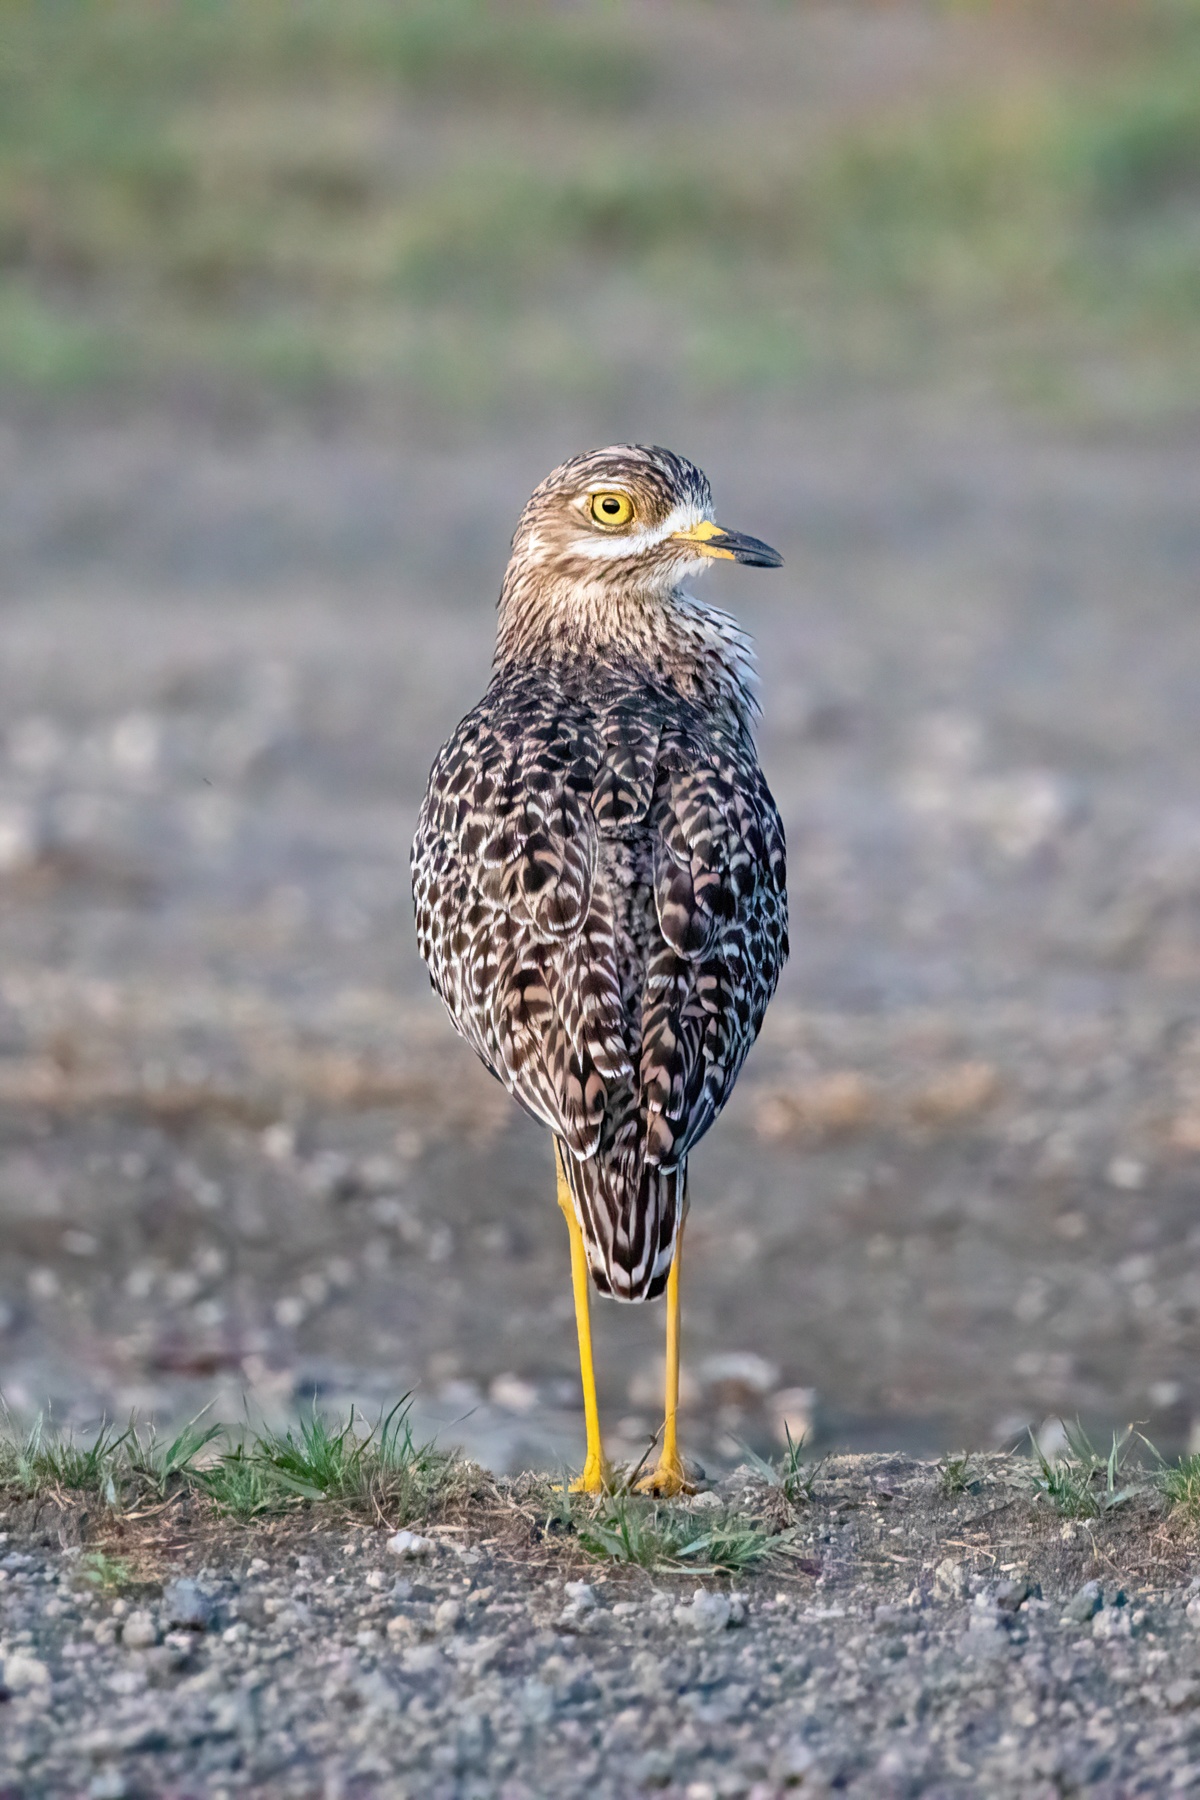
[494,571,760,730]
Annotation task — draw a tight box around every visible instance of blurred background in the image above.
[2,0,1200,1474]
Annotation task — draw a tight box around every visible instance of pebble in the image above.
[1062,1580,1104,1623]
[995,1575,1038,1612]
[933,1558,970,1600]
[2,1653,50,1694]
[961,1598,1009,1659]
[87,1774,130,1800]
[674,1589,745,1633]
[162,1577,215,1631]
[1093,1604,1132,1641]
[771,1742,817,1782]
[120,1612,158,1651]
[385,1529,434,1558]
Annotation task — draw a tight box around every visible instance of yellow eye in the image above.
[589,491,635,527]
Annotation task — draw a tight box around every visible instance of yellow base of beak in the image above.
[671,519,736,560]
[670,519,783,568]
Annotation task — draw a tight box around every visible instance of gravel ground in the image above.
[3,1455,1200,1798]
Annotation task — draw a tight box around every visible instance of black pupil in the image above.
[602,498,620,515]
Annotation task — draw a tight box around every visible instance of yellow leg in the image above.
[555,1145,609,1494]
[636,1217,695,1497]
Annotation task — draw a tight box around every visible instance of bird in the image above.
[411,445,787,1495]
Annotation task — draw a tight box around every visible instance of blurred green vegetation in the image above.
[1,0,1199,417]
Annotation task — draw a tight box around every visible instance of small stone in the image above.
[674,1588,743,1633]
[688,1489,724,1512]
[1186,1594,1200,1624]
[489,1371,539,1413]
[874,1602,920,1634]
[433,1599,462,1632]
[770,1740,816,1783]
[961,1597,1009,1659]
[162,1577,215,1631]
[355,1667,402,1715]
[697,1351,781,1398]
[386,1614,417,1641]
[1093,1604,1131,1641]
[1063,1581,1103,1623]
[2,1653,50,1694]
[386,1529,434,1558]
[1165,1679,1200,1711]
[634,1749,677,1786]
[121,1611,158,1650]
[933,1558,969,1600]
[88,1773,130,1800]
[995,1576,1038,1612]
[563,1581,599,1611]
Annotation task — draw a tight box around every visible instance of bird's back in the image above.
[412,653,787,1300]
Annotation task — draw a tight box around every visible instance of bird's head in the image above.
[496,444,781,664]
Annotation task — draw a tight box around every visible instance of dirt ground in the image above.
[2,383,1200,1478]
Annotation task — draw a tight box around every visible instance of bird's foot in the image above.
[634,1451,698,1499]
[566,1453,611,1496]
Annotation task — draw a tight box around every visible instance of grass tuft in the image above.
[230,1399,460,1523]
[79,1550,135,1592]
[0,1397,461,1527]
[543,1480,792,1575]
[1028,1422,1148,1519]
[1160,1454,1200,1520]
[740,1428,825,1510]
[938,1451,983,1497]
[201,1447,281,1522]
[0,1414,131,1501]
[126,1414,224,1499]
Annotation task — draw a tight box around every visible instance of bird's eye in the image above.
[589,491,634,527]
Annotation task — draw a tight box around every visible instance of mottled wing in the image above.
[641,723,788,1165]
[412,693,630,1156]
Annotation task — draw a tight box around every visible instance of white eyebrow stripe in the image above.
[566,501,712,561]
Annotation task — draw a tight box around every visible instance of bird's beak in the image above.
[670,518,783,568]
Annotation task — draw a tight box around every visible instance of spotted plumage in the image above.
[412,445,787,1303]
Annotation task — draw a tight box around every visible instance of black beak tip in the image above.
[717,530,783,569]
[734,540,784,569]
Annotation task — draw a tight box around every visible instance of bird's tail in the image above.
[556,1140,687,1302]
